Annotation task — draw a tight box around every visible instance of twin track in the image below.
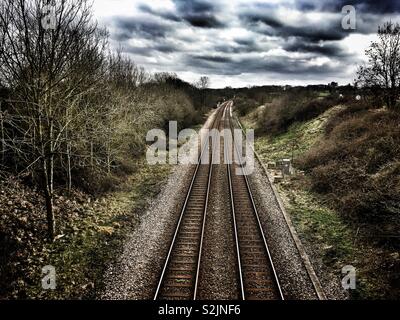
[154,102,283,300]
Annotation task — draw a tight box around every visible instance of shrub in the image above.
[324,100,374,134]
[234,95,258,116]
[298,108,400,221]
[257,93,342,134]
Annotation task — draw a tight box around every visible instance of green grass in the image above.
[239,105,355,269]
[279,184,385,299]
[281,186,354,266]
[318,91,331,98]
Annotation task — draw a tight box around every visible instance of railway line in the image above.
[226,104,283,300]
[154,101,284,300]
[153,104,225,300]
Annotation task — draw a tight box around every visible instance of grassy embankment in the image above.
[239,102,399,299]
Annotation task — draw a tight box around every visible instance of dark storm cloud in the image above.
[124,43,178,55]
[285,25,348,42]
[214,44,257,54]
[138,0,224,28]
[283,40,348,57]
[172,0,225,28]
[112,16,171,41]
[98,0,396,86]
[296,0,400,14]
[152,43,178,53]
[191,54,233,63]
[234,38,255,47]
[241,12,284,29]
[239,10,350,42]
[123,46,151,55]
[239,0,391,44]
[138,4,181,22]
[184,53,338,77]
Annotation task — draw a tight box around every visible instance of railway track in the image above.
[153,104,225,300]
[225,103,283,300]
[154,102,283,300]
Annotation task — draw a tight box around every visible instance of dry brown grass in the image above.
[298,107,400,222]
[257,93,347,134]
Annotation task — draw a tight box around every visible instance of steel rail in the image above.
[224,103,245,300]
[227,101,284,300]
[154,104,225,300]
[234,111,326,300]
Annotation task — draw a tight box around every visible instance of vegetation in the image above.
[0,0,219,299]
[234,22,400,297]
[0,0,210,242]
[1,2,399,299]
[356,22,400,109]
[241,103,344,162]
[0,159,171,299]
[298,103,400,222]
[256,91,352,135]
[241,97,400,299]
[238,88,400,299]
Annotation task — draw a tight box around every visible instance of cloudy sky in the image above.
[92,0,399,88]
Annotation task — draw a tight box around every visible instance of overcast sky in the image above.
[92,0,399,88]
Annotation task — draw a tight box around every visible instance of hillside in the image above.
[238,92,400,299]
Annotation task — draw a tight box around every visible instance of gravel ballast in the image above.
[102,107,332,300]
[246,158,318,299]
[101,111,218,299]
[237,115,348,300]
[101,163,195,299]
[196,140,240,300]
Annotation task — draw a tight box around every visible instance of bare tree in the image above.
[356,22,400,109]
[197,76,210,90]
[0,1,201,242]
[0,100,4,166]
[196,76,210,108]
[0,0,106,240]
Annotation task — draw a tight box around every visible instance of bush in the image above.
[324,100,374,134]
[298,108,400,221]
[234,95,258,116]
[257,92,343,134]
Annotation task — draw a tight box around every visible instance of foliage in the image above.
[298,108,400,222]
[256,91,345,134]
[0,0,203,239]
[356,22,400,109]
[0,159,171,299]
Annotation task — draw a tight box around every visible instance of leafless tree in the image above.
[0,0,107,240]
[197,76,210,90]
[196,76,210,108]
[0,100,5,166]
[0,0,201,242]
[356,22,400,109]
